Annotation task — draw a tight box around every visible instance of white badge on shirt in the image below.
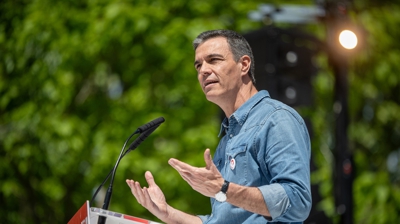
[230,157,236,170]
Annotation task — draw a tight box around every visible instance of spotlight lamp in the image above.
[339,29,358,49]
[328,22,364,58]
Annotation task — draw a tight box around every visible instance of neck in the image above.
[220,83,258,118]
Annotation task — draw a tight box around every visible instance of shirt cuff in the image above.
[258,183,290,220]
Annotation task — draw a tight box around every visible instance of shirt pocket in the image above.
[225,144,248,185]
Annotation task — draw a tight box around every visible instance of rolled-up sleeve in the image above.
[258,183,290,219]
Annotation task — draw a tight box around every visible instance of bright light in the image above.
[339,30,358,49]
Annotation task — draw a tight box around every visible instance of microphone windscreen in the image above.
[128,125,160,150]
[137,117,165,133]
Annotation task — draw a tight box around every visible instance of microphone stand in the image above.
[90,125,162,206]
[96,117,165,224]
[96,131,138,224]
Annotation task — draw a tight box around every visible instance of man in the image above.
[126,30,312,223]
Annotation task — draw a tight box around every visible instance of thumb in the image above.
[145,171,157,187]
[204,148,213,170]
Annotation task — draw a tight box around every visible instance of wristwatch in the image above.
[215,180,230,202]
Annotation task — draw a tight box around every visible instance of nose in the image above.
[198,62,212,77]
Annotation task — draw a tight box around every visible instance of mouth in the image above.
[204,80,218,88]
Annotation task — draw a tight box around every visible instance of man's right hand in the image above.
[126,171,169,221]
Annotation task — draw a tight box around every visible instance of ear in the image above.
[240,55,251,77]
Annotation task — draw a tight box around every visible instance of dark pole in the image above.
[325,1,354,222]
[331,54,354,224]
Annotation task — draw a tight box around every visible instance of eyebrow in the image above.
[194,53,224,67]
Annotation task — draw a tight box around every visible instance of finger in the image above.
[179,172,193,185]
[141,187,150,207]
[169,159,194,174]
[128,180,141,196]
[170,164,193,180]
[126,179,146,205]
[126,179,137,192]
[126,179,132,187]
[142,187,154,208]
[145,171,157,187]
[168,160,192,184]
[204,148,213,170]
[134,181,146,204]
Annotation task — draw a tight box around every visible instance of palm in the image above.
[146,180,168,215]
[126,171,168,219]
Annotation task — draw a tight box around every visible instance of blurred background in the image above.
[1,0,399,223]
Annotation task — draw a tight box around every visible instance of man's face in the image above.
[194,37,243,104]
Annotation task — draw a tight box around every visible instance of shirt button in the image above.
[229,134,233,138]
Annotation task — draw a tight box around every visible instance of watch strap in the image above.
[220,180,230,193]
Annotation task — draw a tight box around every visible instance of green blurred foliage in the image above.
[0,0,399,223]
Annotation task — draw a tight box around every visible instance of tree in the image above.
[1,0,399,223]
[0,0,261,222]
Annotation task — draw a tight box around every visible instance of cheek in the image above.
[197,75,204,89]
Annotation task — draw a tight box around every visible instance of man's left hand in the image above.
[168,148,224,198]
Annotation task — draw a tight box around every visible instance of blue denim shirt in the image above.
[198,90,311,224]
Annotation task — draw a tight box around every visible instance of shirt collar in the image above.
[218,90,270,137]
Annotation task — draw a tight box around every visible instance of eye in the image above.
[209,57,222,63]
[195,63,202,71]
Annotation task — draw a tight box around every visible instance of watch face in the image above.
[215,192,227,202]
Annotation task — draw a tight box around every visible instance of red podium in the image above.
[68,201,162,224]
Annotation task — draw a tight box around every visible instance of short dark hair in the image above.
[193,30,256,83]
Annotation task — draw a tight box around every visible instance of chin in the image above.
[204,93,219,104]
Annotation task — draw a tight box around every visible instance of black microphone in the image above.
[96,117,165,224]
[137,117,165,133]
[123,124,161,156]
